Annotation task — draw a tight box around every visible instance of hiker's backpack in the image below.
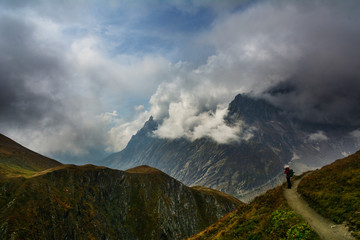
[289,169,294,178]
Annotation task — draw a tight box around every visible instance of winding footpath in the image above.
[284,174,355,240]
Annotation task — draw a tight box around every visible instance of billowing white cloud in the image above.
[349,129,360,148]
[147,69,248,144]
[308,131,329,142]
[0,6,173,162]
[69,35,172,103]
[350,129,360,139]
[154,104,254,143]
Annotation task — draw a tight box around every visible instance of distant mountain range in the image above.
[103,94,359,201]
[0,134,242,240]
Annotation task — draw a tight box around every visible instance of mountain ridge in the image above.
[0,134,243,240]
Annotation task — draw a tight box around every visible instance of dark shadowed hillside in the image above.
[0,134,243,240]
[0,164,242,240]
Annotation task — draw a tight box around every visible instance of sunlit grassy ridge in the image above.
[0,162,37,178]
[298,150,360,239]
[0,134,61,179]
[188,185,319,240]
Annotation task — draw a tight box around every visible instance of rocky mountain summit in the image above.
[104,94,359,201]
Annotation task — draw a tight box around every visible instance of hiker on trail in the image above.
[284,166,293,189]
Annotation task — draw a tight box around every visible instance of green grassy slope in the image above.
[298,150,360,239]
[188,184,320,240]
[0,133,61,178]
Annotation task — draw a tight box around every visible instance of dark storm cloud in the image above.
[0,14,65,127]
[261,1,360,126]
[266,77,360,126]
[0,76,58,127]
[202,0,360,127]
[0,12,109,161]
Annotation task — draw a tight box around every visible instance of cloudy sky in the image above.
[1,0,360,163]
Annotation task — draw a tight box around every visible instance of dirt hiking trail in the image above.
[284,174,355,240]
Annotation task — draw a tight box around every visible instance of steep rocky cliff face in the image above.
[103,94,359,200]
[0,163,242,240]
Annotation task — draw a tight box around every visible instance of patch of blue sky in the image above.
[62,26,89,38]
[104,95,151,122]
[95,1,215,32]
[230,0,263,14]
[112,34,174,57]
[138,5,215,33]
[93,2,216,59]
